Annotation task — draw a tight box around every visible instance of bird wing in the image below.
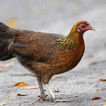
[13,30,61,62]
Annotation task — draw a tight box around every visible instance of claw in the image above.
[37,95,47,101]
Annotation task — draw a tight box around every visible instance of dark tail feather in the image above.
[0,22,15,61]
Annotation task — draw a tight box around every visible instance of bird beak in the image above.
[91,27,96,31]
[88,25,96,31]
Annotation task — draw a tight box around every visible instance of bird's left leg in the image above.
[37,77,46,100]
[44,84,56,103]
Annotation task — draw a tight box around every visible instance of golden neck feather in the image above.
[58,29,84,53]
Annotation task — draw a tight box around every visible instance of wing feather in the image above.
[13,31,62,62]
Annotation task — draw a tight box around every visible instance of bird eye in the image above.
[81,25,85,28]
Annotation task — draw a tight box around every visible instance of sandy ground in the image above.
[0,0,106,106]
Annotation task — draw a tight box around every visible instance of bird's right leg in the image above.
[37,77,46,100]
[44,84,56,103]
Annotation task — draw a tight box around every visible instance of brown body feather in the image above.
[13,28,84,84]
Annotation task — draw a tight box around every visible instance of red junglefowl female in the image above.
[0,21,95,102]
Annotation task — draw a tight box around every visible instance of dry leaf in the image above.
[99,79,106,81]
[89,82,94,85]
[7,19,16,27]
[90,61,97,65]
[0,66,3,71]
[97,89,100,92]
[24,85,39,90]
[12,82,28,87]
[99,73,104,76]
[6,91,10,94]
[5,62,15,67]
[39,100,43,102]
[0,62,14,71]
[0,101,6,105]
[92,97,101,100]
[17,93,29,96]
[90,82,94,84]
[69,96,73,98]
[54,88,59,92]
[11,99,15,101]
[71,87,75,89]
[6,97,9,99]
[86,54,94,58]
[37,95,41,97]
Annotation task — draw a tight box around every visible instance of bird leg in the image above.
[37,77,46,100]
[44,84,56,103]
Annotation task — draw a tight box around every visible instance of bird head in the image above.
[76,21,95,34]
[58,21,95,52]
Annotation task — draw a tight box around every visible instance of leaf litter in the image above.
[12,82,28,87]
[24,85,39,89]
[0,62,15,71]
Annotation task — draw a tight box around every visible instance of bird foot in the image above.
[37,95,48,101]
[37,95,57,103]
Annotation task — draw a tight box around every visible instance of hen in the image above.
[0,21,95,102]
